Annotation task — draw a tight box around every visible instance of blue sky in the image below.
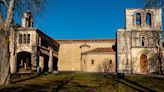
[34,0,144,40]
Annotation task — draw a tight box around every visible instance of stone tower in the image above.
[117,8,163,74]
[22,10,33,28]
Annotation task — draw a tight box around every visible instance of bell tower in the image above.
[22,10,33,28]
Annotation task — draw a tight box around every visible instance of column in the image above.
[39,56,44,72]
[31,46,38,71]
[48,47,53,72]
[9,28,16,74]
[10,54,16,74]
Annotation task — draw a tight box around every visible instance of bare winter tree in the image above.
[142,0,164,74]
[97,59,114,73]
[0,0,46,85]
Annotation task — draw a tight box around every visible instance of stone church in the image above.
[9,8,164,74]
[117,8,163,74]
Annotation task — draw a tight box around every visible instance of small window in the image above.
[27,34,30,44]
[91,60,94,64]
[23,34,26,44]
[136,13,141,26]
[146,13,151,26]
[109,60,112,64]
[141,37,145,46]
[19,34,22,44]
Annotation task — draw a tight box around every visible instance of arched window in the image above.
[136,13,141,26]
[146,13,151,26]
[141,37,145,46]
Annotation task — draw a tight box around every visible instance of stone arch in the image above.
[140,54,148,73]
[17,51,31,73]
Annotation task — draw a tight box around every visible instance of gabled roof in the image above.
[82,47,115,54]
[80,44,90,48]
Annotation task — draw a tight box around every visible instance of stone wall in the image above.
[58,40,115,72]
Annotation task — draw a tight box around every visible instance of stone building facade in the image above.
[117,8,163,74]
[10,11,59,74]
[9,8,164,74]
[58,39,116,72]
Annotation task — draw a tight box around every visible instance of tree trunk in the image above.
[0,31,10,85]
[0,0,15,85]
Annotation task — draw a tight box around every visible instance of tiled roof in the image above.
[57,39,116,43]
[82,47,115,54]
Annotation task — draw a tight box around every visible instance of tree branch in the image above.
[3,0,8,8]
[4,0,14,30]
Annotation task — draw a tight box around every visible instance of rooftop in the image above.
[57,39,116,43]
[82,47,115,54]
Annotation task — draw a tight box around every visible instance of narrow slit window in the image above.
[91,60,94,64]
[141,37,145,46]
[109,60,112,64]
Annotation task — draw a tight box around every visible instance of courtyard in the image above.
[0,72,164,92]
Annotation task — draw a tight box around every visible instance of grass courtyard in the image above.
[0,72,164,92]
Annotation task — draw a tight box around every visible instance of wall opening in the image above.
[17,51,31,73]
[140,54,148,73]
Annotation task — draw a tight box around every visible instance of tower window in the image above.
[27,34,30,44]
[146,13,151,26]
[23,34,26,44]
[19,34,22,44]
[141,37,145,46]
[136,13,141,26]
[91,60,94,64]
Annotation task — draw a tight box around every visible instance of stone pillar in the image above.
[10,54,16,74]
[31,46,38,71]
[9,27,17,74]
[39,56,44,72]
[48,47,53,72]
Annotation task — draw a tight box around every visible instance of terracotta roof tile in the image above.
[82,47,115,54]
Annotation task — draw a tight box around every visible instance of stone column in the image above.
[9,28,17,74]
[48,47,53,72]
[31,46,38,71]
[10,54,16,74]
[39,56,44,72]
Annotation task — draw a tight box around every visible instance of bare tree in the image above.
[97,59,114,73]
[0,0,46,85]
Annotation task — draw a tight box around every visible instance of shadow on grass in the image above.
[103,73,156,92]
[11,73,41,84]
[53,76,73,92]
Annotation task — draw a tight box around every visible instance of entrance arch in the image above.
[17,51,31,73]
[140,54,148,73]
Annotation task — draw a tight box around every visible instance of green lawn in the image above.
[0,72,164,92]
